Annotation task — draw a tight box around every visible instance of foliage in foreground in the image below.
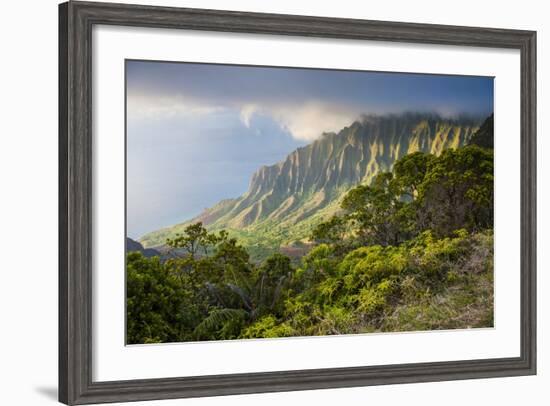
[127,145,494,344]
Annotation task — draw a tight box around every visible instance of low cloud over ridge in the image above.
[127,60,493,142]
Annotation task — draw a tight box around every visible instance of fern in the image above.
[194,308,247,338]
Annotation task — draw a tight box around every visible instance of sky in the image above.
[126,60,494,238]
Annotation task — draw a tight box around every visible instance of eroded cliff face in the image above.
[195,114,478,227]
[141,113,480,248]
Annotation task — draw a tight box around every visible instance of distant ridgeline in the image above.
[126,237,161,258]
[140,113,492,262]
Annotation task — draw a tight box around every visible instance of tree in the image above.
[417,145,493,236]
[126,252,200,343]
[392,151,433,198]
[166,222,225,258]
[340,172,411,246]
[311,144,493,249]
[253,253,294,315]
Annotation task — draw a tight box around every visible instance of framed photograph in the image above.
[59,1,536,404]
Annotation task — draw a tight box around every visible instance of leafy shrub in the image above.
[241,316,295,338]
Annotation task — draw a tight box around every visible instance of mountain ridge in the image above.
[140,113,482,255]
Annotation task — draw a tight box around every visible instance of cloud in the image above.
[129,90,362,142]
[269,102,360,141]
[127,92,226,120]
[239,104,258,128]
[236,101,361,141]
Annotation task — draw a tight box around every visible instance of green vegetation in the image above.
[127,143,494,344]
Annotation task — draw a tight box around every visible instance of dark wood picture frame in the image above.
[59,1,537,404]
